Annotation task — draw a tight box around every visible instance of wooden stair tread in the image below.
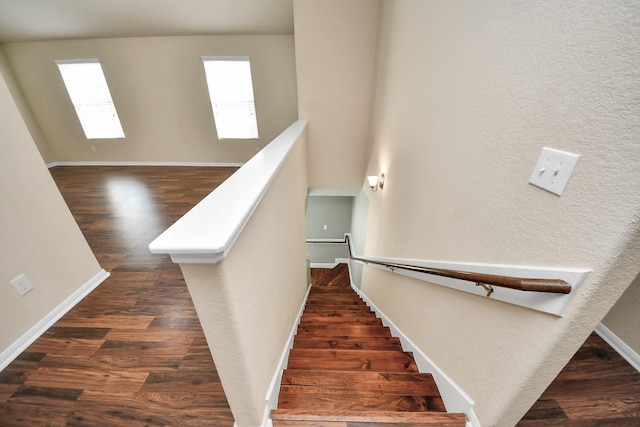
[271,421,464,427]
[281,370,440,395]
[301,310,378,318]
[279,370,446,412]
[293,337,403,351]
[299,319,384,328]
[301,309,378,317]
[305,300,369,306]
[277,392,446,412]
[309,288,355,293]
[271,409,467,425]
[307,292,364,297]
[300,317,383,326]
[306,291,365,297]
[305,296,368,302]
[304,296,367,301]
[303,305,372,312]
[287,349,418,372]
[299,318,382,326]
[296,324,394,337]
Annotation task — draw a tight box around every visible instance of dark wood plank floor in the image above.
[0,166,238,426]
[518,332,640,426]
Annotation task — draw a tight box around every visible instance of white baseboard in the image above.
[309,262,337,268]
[47,161,244,169]
[261,283,312,427]
[351,283,480,427]
[595,323,640,373]
[309,258,349,269]
[0,269,110,372]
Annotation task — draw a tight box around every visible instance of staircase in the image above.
[271,265,467,427]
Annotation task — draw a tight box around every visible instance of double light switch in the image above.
[529,147,580,196]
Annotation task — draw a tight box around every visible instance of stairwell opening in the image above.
[305,188,369,288]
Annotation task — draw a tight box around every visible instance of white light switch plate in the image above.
[529,147,580,196]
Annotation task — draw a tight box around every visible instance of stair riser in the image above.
[296,325,393,337]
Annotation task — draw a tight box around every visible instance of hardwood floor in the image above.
[0,166,237,426]
[518,332,640,426]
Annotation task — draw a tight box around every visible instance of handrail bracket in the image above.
[475,282,494,298]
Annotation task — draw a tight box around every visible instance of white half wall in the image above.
[176,131,308,426]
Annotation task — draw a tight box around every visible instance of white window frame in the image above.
[56,58,125,140]
[202,56,259,140]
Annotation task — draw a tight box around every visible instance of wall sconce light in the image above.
[367,173,385,192]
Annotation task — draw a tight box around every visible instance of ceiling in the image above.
[0,0,294,43]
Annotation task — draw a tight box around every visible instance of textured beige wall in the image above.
[294,0,380,188]
[0,51,102,354]
[180,135,308,426]
[362,1,640,425]
[2,35,297,164]
[0,47,54,164]
[603,272,640,354]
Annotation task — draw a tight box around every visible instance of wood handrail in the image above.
[306,236,572,295]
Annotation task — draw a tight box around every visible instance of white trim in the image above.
[306,238,347,244]
[595,323,640,373]
[310,262,339,269]
[0,269,110,372]
[47,161,244,169]
[261,283,312,427]
[358,258,591,317]
[149,121,308,264]
[351,282,480,427]
[307,188,361,196]
[309,258,349,269]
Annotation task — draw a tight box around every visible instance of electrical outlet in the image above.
[529,147,580,196]
[11,274,33,297]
